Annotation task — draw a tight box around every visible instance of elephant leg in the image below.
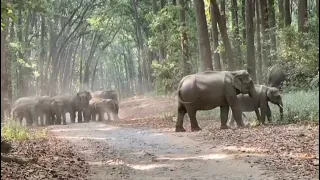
[175,103,187,132]
[226,97,245,128]
[228,113,236,127]
[91,113,96,121]
[266,104,272,123]
[70,111,76,123]
[220,106,230,129]
[78,111,83,123]
[56,113,62,125]
[62,113,67,125]
[98,110,105,121]
[188,110,201,132]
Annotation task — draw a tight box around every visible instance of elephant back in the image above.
[91,89,118,101]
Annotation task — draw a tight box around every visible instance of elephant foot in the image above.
[191,126,202,132]
[220,125,230,129]
[175,126,186,132]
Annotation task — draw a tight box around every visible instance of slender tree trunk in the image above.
[179,0,191,76]
[260,0,270,81]
[268,0,277,62]
[241,0,246,41]
[298,0,308,33]
[40,15,46,95]
[317,0,319,20]
[91,56,100,91]
[210,2,221,71]
[159,0,167,61]
[231,0,241,67]
[194,0,213,71]
[284,0,291,27]
[1,24,7,121]
[210,0,236,71]
[220,0,227,64]
[278,0,285,28]
[246,0,256,82]
[256,0,263,84]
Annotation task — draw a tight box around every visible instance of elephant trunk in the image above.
[278,101,283,121]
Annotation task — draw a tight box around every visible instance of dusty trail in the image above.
[47,95,318,180]
[49,122,274,180]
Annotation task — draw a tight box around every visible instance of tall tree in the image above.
[193,0,213,71]
[298,0,308,33]
[231,0,241,66]
[246,0,256,82]
[278,0,285,28]
[268,0,277,62]
[210,0,236,70]
[260,0,270,79]
[210,1,221,70]
[284,0,291,27]
[256,0,263,83]
[178,0,191,76]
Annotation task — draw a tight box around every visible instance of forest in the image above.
[1,0,319,179]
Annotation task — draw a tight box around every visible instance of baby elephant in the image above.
[229,85,283,127]
[84,98,119,122]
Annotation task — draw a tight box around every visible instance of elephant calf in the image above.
[228,85,283,127]
[84,98,119,122]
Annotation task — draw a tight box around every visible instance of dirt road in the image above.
[49,122,274,180]
[48,95,318,180]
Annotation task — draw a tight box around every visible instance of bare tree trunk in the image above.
[246,0,256,82]
[159,0,167,61]
[179,0,191,76]
[1,24,7,121]
[278,0,285,28]
[210,2,221,70]
[268,0,277,62]
[210,0,236,71]
[91,56,100,91]
[256,0,263,84]
[241,0,246,41]
[231,0,242,67]
[193,0,213,71]
[317,0,319,20]
[39,15,46,95]
[260,0,270,81]
[298,0,308,33]
[220,0,227,65]
[284,0,291,27]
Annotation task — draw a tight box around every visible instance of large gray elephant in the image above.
[175,70,261,132]
[91,89,119,120]
[11,96,45,126]
[52,90,92,124]
[49,99,65,125]
[267,65,286,90]
[84,97,119,122]
[228,85,283,127]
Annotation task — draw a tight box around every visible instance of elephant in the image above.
[49,99,65,125]
[267,65,286,90]
[84,98,119,122]
[175,70,261,132]
[11,96,44,126]
[52,90,92,124]
[91,89,119,120]
[228,85,284,127]
[3,98,11,119]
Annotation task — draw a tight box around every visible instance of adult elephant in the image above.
[228,85,283,127]
[175,70,261,132]
[52,90,92,124]
[11,96,45,126]
[267,65,286,90]
[91,89,119,120]
[84,98,119,122]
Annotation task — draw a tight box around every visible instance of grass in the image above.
[1,117,48,141]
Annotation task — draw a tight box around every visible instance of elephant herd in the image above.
[3,89,119,126]
[175,69,284,132]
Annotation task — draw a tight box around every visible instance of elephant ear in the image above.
[231,72,243,91]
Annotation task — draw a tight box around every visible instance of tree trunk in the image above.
[178,0,191,76]
[210,2,221,71]
[317,0,319,20]
[278,0,285,28]
[241,0,246,41]
[231,0,242,66]
[1,25,7,121]
[268,0,277,62]
[260,0,270,81]
[40,15,46,95]
[220,0,227,65]
[210,0,236,71]
[284,0,291,27]
[159,0,167,61]
[193,0,213,71]
[298,0,308,33]
[246,0,256,82]
[256,0,263,84]
[91,56,100,91]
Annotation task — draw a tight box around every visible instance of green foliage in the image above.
[1,119,48,140]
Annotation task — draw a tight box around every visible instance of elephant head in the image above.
[75,90,92,109]
[231,70,254,94]
[101,99,119,120]
[100,89,118,101]
[266,87,283,121]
